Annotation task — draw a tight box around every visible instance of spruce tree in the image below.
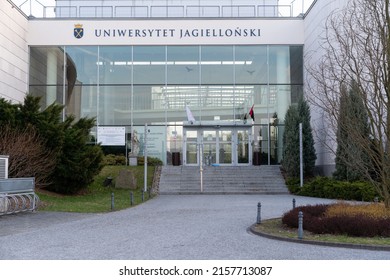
[333,85,349,180]
[333,81,369,181]
[282,98,317,178]
[282,105,300,178]
[297,97,317,177]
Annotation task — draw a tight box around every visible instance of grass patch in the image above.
[37,165,156,213]
[253,218,390,246]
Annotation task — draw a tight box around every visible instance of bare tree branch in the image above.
[306,0,390,207]
[0,124,56,188]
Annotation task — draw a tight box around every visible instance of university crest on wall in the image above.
[74,24,84,39]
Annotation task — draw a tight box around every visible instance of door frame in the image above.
[183,123,252,166]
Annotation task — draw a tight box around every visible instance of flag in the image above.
[185,106,196,124]
[249,104,255,121]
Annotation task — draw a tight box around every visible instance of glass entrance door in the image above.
[183,126,251,166]
[185,130,198,165]
[203,130,217,165]
[218,130,232,165]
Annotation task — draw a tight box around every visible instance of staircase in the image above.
[158,165,288,194]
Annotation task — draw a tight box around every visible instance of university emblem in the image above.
[74,24,84,39]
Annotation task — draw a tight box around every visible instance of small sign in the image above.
[97,127,125,146]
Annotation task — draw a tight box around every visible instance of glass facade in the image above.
[29,44,303,165]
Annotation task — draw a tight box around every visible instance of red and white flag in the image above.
[249,104,255,121]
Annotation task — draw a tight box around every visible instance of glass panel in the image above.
[98,85,131,125]
[257,124,270,165]
[235,46,268,84]
[237,130,249,164]
[66,46,99,84]
[219,130,232,164]
[29,47,66,107]
[201,46,234,84]
[99,46,132,84]
[289,46,303,85]
[186,143,198,164]
[133,46,165,84]
[203,143,217,165]
[133,85,154,110]
[268,46,290,84]
[167,46,199,84]
[269,85,291,124]
[203,130,217,165]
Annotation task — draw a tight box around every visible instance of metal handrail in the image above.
[13,1,303,19]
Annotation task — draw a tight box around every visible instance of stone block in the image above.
[115,169,137,189]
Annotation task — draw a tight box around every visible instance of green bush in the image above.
[103,154,126,166]
[137,156,163,166]
[0,96,104,194]
[297,176,379,202]
[50,117,104,194]
[286,177,301,194]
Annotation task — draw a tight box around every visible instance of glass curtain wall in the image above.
[29,45,303,164]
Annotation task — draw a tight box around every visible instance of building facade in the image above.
[1,0,340,173]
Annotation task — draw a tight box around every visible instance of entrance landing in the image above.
[159,165,288,194]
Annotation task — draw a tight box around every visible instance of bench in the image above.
[0,178,39,215]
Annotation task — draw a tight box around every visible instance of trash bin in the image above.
[172,152,181,166]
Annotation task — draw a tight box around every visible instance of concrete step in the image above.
[159,165,288,194]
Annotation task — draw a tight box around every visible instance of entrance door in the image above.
[218,130,233,165]
[183,126,251,166]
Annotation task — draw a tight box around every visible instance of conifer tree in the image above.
[282,98,317,178]
[333,81,370,181]
[297,97,317,177]
[282,105,300,178]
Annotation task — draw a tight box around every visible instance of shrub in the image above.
[282,203,390,237]
[50,117,104,194]
[297,176,379,201]
[0,96,104,193]
[282,204,329,228]
[326,202,390,219]
[286,177,300,194]
[103,154,126,166]
[0,124,56,187]
[137,156,163,166]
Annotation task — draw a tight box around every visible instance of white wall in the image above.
[27,18,304,46]
[303,0,348,175]
[0,1,29,103]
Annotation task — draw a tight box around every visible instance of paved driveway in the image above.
[0,194,389,260]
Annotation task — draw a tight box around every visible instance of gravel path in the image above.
[1,194,389,260]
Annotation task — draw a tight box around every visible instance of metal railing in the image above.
[10,0,314,19]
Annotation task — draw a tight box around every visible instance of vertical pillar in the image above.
[46,50,58,106]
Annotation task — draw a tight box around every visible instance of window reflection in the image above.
[29,45,303,126]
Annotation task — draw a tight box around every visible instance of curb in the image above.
[249,222,390,252]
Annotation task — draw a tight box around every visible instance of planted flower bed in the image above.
[282,203,390,237]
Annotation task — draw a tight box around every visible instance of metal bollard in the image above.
[111,192,115,211]
[130,191,134,206]
[257,202,262,224]
[142,190,145,202]
[148,187,152,199]
[298,211,303,239]
[292,198,296,209]
[374,197,379,203]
